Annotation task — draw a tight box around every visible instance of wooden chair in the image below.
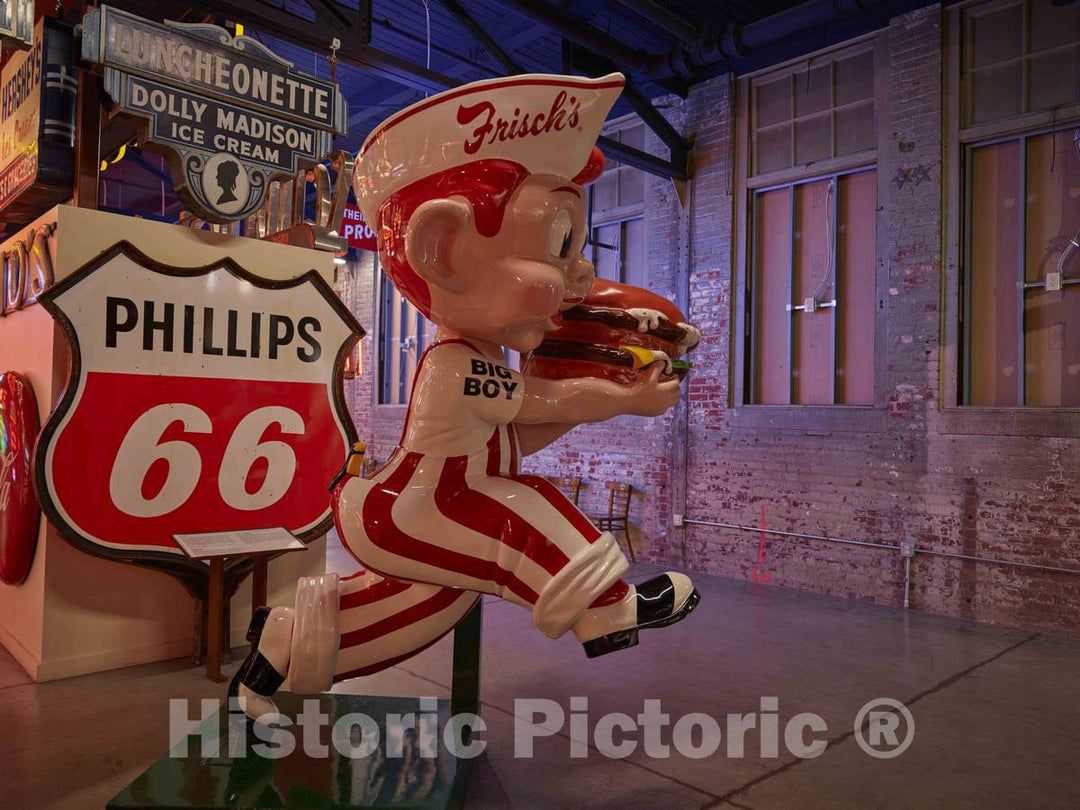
[546,475,583,505]
[592,482,636,562]
[361,456,380,479]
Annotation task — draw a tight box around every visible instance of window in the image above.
[590,218,645,288]
[751,45,877,178]
[740,41,880,405]
[590,120,647,288]
[956,0,1080,407]
[961,0,1080,127]
[962,131,1080,407]
[750,171,877,404]
[377,272,430,405]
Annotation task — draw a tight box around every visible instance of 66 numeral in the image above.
[108,404,305,518]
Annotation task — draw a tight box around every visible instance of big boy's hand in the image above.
[517,364,683,425]
[623,363,683,417]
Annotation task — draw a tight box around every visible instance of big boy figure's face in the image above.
[404,174,595,352]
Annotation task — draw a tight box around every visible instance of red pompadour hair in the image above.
[376,147,608,318]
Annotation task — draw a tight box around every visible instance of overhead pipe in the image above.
[501,0,889,83]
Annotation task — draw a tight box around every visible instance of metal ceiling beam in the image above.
[373,17,502,77]
[500,0,892,83]
[438,0,687,180]
[126,0,468,94]
[598,133,687,180]
[118,0,689,179]
[499,0,654,74]
[439,0,522,74]
[622,79,688,155]
[303,0,354,33]
[613,0,699,45]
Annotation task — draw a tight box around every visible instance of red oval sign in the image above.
[0,371,41,585]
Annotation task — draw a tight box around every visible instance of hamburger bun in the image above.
[525,278,700,386]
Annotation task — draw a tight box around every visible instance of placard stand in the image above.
[175,529,308,683]
[107,602,485,810]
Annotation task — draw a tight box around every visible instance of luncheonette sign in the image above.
[341,204,376,251]
[0,371,40,586]
[35,242,364,588]
[81,6,347,223]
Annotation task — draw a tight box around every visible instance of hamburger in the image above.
[525,278,701,385]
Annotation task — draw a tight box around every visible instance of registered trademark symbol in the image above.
[854,698,914,759]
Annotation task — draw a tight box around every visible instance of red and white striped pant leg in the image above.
[333,569,479,683]
[353,447,551,608]
[335,426,629,638]
[456,428,630,635]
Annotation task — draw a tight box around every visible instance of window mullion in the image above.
[380,275,394,405]
[1017,136,1028,406]
[398,293,408,405]
[961,145,974,406]
[749,192,760,404]
[788,187,797,405]
[831,175,840,404]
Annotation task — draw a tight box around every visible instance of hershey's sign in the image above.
[0,19,76,230]
[81,6,347,223]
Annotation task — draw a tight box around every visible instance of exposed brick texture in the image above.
[342,4,1080,638]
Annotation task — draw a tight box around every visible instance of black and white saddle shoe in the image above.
[581,574,700,659]
[227,607,286,715]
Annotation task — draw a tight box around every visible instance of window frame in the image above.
[943,0,1080,417]
[372,265,430,409]
[589,116,648,288]
[590,215,646,287]
[733,33,890,425]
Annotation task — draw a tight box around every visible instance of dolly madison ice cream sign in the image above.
[81,6,347,222]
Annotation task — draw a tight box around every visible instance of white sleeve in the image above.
[428,344,524,426]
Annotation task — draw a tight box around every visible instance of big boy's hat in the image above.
[353,72,625,225]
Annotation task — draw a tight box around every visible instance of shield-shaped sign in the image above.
[34,241,363,591]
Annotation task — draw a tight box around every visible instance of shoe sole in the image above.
[582,589,701,659]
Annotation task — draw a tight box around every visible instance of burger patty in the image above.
[530,339,690,379]
[563,305,690,344]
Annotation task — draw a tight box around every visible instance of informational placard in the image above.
[174,527,305,560]
[34,241,364,588]
[340,204,377,251]
[81,6,347,223]
[0,371,40,585]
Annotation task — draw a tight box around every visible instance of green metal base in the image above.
[108,693,475,810]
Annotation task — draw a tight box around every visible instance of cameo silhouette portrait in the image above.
[201,152,251,216]
[216,160,240,204]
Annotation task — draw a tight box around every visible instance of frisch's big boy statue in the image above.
[231,72,702,723]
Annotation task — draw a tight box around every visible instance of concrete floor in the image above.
[3,546,1080,809]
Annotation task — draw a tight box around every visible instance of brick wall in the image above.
[342,3,1080,638]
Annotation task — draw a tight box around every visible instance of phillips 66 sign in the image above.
[34,242,363,586]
